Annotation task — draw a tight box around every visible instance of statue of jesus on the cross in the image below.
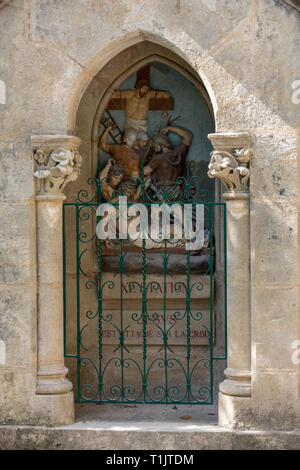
[110,78,172,147]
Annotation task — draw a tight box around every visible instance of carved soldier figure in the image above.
[143,125,193,202]
[111,79,171,146]
[99,124,141,180]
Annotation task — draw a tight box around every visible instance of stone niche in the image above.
[64,41,226,405]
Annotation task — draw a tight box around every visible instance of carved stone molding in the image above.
[220,368,251,397]
[31,135,82,195]
[207,132,251,193]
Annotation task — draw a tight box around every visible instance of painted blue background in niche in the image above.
[99,62,214,197]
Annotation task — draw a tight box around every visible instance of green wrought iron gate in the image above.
[63,176,227,405]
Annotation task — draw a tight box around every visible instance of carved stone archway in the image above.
[31,37,253,426]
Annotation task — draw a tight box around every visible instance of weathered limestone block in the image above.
[0,201,35,284]
[251,198,297,285]
[250,132,297,201]
[253,286,298,371]
[250,370,299,431]
[29,0,252,65]
[0,140,35,202]
[252,0,300,129]
[0,283,36,367]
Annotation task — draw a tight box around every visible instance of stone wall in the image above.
[0,0,299,429]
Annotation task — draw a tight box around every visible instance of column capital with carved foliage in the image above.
[207,132,251,194]
[31,135,82,196]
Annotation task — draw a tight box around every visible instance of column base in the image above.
[218,368,252,430]
[34,391,75,426]
[219,368,251,397]
[218,392,253,429]
[36,367,73,395]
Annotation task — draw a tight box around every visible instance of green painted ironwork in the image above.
[63,171,227,404]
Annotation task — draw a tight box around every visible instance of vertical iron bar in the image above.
[163,239,168,402]
[212,202,227,361]
[186,166,191,402]
[97,165,103,400]
[224,203,227,359]
[209,204,214,404]
[120,239,124,400]
[142,236,147,401]
[75,205,81,402]
[186,235,191,402]
[97,236,103,401]
[62,203,67,357]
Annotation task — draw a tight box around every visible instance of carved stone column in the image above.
[32,135,81,423]
[208,132,252,427]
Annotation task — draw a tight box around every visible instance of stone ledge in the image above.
[1,424,300,450]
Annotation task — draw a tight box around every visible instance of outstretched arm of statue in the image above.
[111,89,133,99]
[143,164,155,176]
[149,90,171,99]
[133,184,143,201]
[161,126,193,146]
[99,159,115,200]
[99,125,114,154]
[98,161,115,201]
[143,154,160,176]
[99,158,113,181]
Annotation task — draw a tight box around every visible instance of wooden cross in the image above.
[107,65,174,111]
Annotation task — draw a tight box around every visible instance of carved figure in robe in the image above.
[143,125,193,202]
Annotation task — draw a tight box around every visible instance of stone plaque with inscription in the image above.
[101,273,213,347]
